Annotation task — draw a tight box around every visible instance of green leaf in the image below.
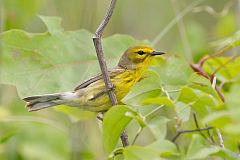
[39,15,64,35]
[0,16,141,97]
[103,105,136,153]
[190,95,215,118]
[0,131,17,143]
[186,134,219,160]
[203,56,240,81]
[175,102,191,122]
[147,139,179,157]
[123,145,162,160]
[146,116,170,139]
[54,105,96,122]
[202,109,240,134]
[143,97,175,109]
[188,73,222,103]
[223,123,240,135]
[202,111,232,128]
[177,87,198,104]
[122,73,162,106]
[152,56,193,86]
[185,134,240,160]
[125,111,146,127]
[226,83,240,110]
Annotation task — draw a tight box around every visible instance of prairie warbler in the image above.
[23,46,165,112]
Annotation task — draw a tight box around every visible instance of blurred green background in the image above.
[0,0,239,159]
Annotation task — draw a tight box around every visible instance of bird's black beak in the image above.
[151,51,166,56]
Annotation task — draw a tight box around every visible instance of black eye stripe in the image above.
[136,50,145,55]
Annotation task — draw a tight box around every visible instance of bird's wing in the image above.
[74,67,125,91]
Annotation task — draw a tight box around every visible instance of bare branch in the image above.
[172,126,214,142]
[206,124,216,144]
[193,113,208,139]
[193,113,215,144]
[92,0,129,147]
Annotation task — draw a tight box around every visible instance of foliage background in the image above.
[0,0,240,160]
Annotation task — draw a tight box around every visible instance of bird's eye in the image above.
[137,50,145,55]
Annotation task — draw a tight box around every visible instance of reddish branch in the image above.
[190,48,240,102]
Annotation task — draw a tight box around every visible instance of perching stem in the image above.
[92,0,129,147]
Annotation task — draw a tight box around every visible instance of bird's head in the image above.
[118,46,165,69]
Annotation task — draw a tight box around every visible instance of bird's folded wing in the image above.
[74,67,125,91]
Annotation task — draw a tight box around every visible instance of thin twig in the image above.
[192,1,234,17]
[168,89,181,93]
[93,0,118,106]
[92,0,129,147]
[152,0,205,46]
[132,127,143,145]
[172,126,214,142]
[206,124,215,144]
[170,0,192,62]
[216,128,224,148]
[95,0,117,37]
[161,85,171,100]
[145,105,164,118]
[193,113,209,141]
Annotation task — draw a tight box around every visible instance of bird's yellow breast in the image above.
[75,56,152,112]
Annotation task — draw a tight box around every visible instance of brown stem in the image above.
[92,0,129,147]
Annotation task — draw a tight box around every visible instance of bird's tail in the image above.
[23,92,76,112]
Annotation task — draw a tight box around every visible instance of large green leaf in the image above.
[103,105,136,153]
[123,140,179,160]
[122,72,162,106]
[175,102,191,122]
[0,15,141,97]
[146,116,170,139]
[186,134,240,160]
[203,56,240,81]
[186,134,219,160]
[151,56,193,86]
[147,139,179,157]
[143,97,175,109]
[188,73,222,103]
[177,87,198,104]
[123,145,162,160]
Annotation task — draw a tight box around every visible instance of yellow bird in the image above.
[23,46,165,112]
